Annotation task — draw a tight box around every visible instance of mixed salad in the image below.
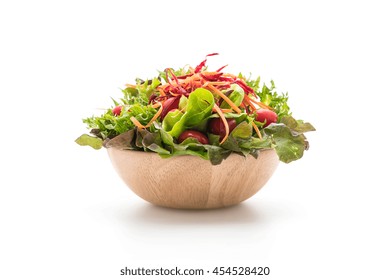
[76,54,315,165]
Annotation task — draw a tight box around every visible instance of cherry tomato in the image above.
[112,106,122,116]
[178,130,209,145]
[208,118,237,140]
[255,109,278,127]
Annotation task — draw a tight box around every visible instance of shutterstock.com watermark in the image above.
[120,266,270,277]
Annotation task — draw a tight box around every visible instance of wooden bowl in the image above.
[107,148,279,209]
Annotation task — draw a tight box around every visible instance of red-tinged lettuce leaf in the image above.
[209,123,273,159]
[264,123,307,163]
[103,130,136,149]
[139,129,171,155]
[231,121,252,139]
[214,122,253,153]
[156,126,230,165]
[75,134,103,150]
[172,140,209,159]
[239,137,273,150]
[80,114,313,165]
[205,145,231,165]
[171,138,231,165]
[220,135,243,153]
[281,115,316,134]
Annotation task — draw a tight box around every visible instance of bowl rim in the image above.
[106,146,277,161]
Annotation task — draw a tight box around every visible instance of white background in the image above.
[1,0,389,279]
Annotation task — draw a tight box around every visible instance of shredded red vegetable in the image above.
[152,54,269,113]
[128,54,270,142]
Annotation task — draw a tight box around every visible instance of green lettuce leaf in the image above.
[231,121,252,139]
[281,115,316,134]
[75,134,103,150]
[209,122,273,158]
[178,95,188,110]
[204,145,232,165]
[239,137,273,150]
[162,110,184,132]
[82,103,157,140]
[78,68,315,165]
[140,130,170,155]
[244,77,291,119]
[103,130,135,149]
[264,124,307,163]
[167,88,214,138]
[220,84,245,109]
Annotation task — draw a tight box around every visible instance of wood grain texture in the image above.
[107,148,279,209]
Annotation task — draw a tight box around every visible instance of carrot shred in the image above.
[213,104,229,144]
[245,95,273,110]
[252,122,262,139]
[151,102,162,109]
[208,81,230,86]
[145,102,162,127]
[220,108,233,113]
[130,102,163,129]
[130,116,145,129]
[243,95,257,111]
[206,84,241,114]
[125,84,137,88]
[158,87,166,96]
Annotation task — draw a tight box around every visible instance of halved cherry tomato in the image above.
[208,118,237,140]
[160,96,180,120]
[255,109,278,127]
[178,130,209,145]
